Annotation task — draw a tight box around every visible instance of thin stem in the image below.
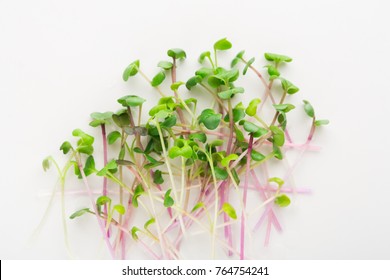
[240,134,253,260]
[101,124,110,238]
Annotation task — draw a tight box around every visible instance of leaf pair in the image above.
[168,139,193,159]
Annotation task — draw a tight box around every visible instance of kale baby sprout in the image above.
[42,38,328,260]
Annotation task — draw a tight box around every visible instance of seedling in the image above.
[43,38,328,260]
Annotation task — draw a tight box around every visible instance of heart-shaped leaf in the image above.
[198,109,222,130]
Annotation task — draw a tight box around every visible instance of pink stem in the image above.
[264,215,272,247]
[246,185,312,194]
[240,134,253,260]
[254,204,271,231]
[101,124,110,238]
[250,170,282,232]
[138,239,160,260]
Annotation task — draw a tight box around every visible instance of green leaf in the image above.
[77,145,94,155]
[96,195,111,206]
[264,53,292,63]
[303,100,315,118]
[241,120,259,134]
[71,161,81,178]
[164,189,174,207]
[145,154,158,164]
[198,109,222,130]
[151,71,166,87]
[131,226,140,240]
[315,119,329,126]
[251,150,265,161]
[133,147,143,154]
[191,202,205,213]
[118,95,146,107]
[116,159,134,166]
[89,112,113,127]
[154,109,172,120]
[96,196,111,214]
[161,115,177,128]
[208,68,239,88]
[273,103,295,113]
[112,112,130,127]
[214,166,228,180]
[236,50,245,59]
[274,194,291,207]
[281,78,299,94]
[158,61,173,70]
[60,141,72,155]
[144,161,164,169]
[148,104,169,117]
[273,144,283,160]
[243,57,255,75]
[90,111,113,121]
[72,129,94,146]
[235,127,244,142]
[267,65,280,77]
[270,125,285,146]
[171,81,184,91]
[224,102,246,123]
[199,51,211,63]
[278,112,287,130]
[83,156,96,176]
[221,154,238,167]
[123,60,140,81]
[107,131,121,145]
[214,38,232,51]
[167,48,186,60]
[42,157,50,171]
[144,217,155,230]
[221,202,237,219]
[269,177,284,188]
[168,145,193,159]
[97,160,118,176]
[189,133,207,143]
[89,120,102,127]
[217,87,244,100]
[69,208,92,219]
[113,204,125,215]
[132,184,144,208]
[245,98,261,116]
[231,168,240,185]
[231,57,240,68]
[210,139,224,147]
[195,67,213,78]
[185,75,202,90]
[153,170,164,184]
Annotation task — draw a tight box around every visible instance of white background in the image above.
[1,0,389,259]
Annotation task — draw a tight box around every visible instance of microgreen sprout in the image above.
[43,38,328,260]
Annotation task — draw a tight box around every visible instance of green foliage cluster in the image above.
[43,38,328,260]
